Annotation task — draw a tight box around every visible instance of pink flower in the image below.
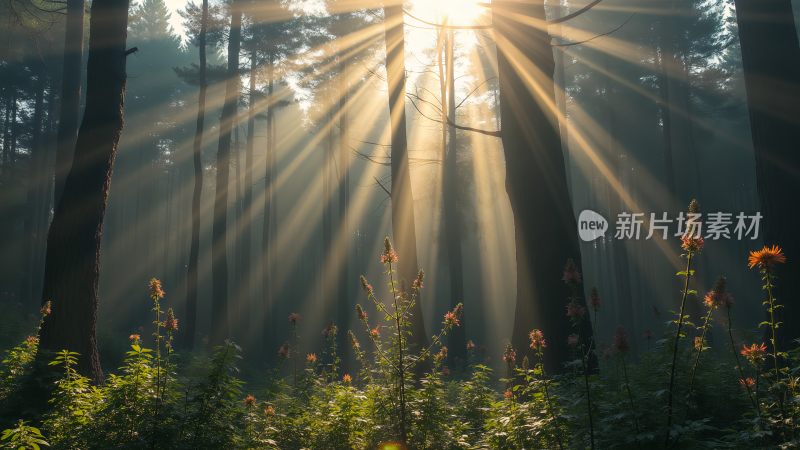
[412,270,425,290]
[381,238,399,264]
[370,326,380,338]
[288,313,301,325]
[502,344,517,366]
[164,308,178,332]
[503,390,513,400]
[529,329,546,350]
[466,340,476,351]
[680,233,705,253]
[359,276,373,295]
[278,343,290,359]
[443,304,463,327]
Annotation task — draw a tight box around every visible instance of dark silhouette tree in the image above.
[37,0,133,381]
[493,0,594,371]
[210,0,244,345]
[732,0,800,344]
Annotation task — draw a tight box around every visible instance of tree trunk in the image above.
[382,3,427,349]
[444,30,466,361]
[22,74,47,305]
[37,0,131,382]
[53,0,85,205]
[733,0,800,344]
[262,52,275,350]
[240,47,257,343]
[210,0,242,345]
[336,59,351,360]
[182,0,208,350]
[493,0,594,371]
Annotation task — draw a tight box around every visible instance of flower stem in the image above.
[621,354,641,438]
[727,306,757,411]
[665,252,693,447]
[687,306,713,395]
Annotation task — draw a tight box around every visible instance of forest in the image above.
[0,0,799,446]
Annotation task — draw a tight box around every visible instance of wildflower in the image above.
[748,245,786,270]
[589,287,601,311]
[356,304,368,321]
[444,304,462,327]
[680,233,705,253]
[380,237,399,264]
[348,331,361,351]
[148,278,165,300]
[740,343,767,362]
[502,344,517,366]
[435,346,448,362]
[466,340,476,351]
[503,390,513,400]
[613,327,630,353]
[567,334,580,347]
[306,353,317,364]
[25,336,38,345]
[40,301,52,317]
[278,343,290,359]
[342,373,352,384]
[129,334,141,342]
[370,326,380,338]
[703,276,734,309]
[694,336,704,351]
[412,270,425,290]
[739,377,755,388]
[322,323,338,338]
[164,308,178,331]
[562,258,582,284]
[264,405,276,416]
[288,313,301,325]
[244,394,256,408]
[359,276,374,295]
[529,329,546,351]
[566,302,586,320]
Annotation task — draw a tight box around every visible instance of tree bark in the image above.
[382,2,427,349]
[37,0,132,382]
[443,29,466,361]
[182,0,208,350]
[493,0,594,371]
[210,0,243,345]
[53,0,85,205]
[733,0,800,344]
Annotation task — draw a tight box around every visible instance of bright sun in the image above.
[409,0,485,26]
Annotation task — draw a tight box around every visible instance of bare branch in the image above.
[553,13,634,47]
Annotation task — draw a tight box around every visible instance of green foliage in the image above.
[0,420,48,450]
[2,241,800,449]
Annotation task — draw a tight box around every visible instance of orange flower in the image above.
[748,245,786,269]
[129,334,141,342]
[148,278,165,300]
[740,343,767,362]
[370,326,380,338]
[264,405,276,416]
[306,353,317,363]
[342,373,352,384]
[739,377,755,388]
[40,301,52,317]
[466,340,476,351]
[243,394,256,407]
[25,335,38,346]
[680,233,705,253]
[528,329,546,350]
[503,390,513,400]
[703,277,734,309]
[164,308,178,331]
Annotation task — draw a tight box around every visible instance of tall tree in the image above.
[382,0,427,348]
[182,0,210,349]
[37,0,133,381]
[443,29,466,361]
[732,0,800,343]
[52,0,85,204]
[210,0,243,345]
[493,0,594,370]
